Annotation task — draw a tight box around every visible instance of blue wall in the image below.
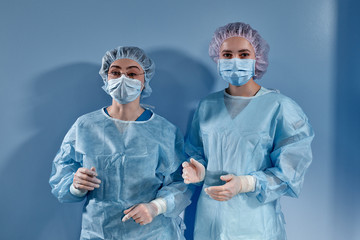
[334,0,360,239]
[0,0,357,239]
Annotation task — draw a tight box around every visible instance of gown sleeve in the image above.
[156,128,192,218]
[49,120,85,203]
[184,105,207,168]
[248,98,315,203]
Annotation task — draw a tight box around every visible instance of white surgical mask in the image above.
[103,75,142,104]
[218,58,256,86]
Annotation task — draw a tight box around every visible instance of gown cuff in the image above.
[70,184,88,197]
[150,197,167,215]
[239,175,256,193]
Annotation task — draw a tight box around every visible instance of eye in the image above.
[223,53,232,58]
[127,72,137,77]
[240,53,250,58]
[110,71,121,76]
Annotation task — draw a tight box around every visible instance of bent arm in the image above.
[185,106,207,172]
[156,130,192,218]
[248,101,314,203]
[49,123,85,203]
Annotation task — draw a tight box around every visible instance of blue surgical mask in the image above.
[218,58,256,86]
[103,75,142,104]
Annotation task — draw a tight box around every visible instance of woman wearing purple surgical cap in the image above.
[182,22,314,239]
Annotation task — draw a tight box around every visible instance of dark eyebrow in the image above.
[109,65,121,69]
[221,49,251,53]
[126,66,141,70]
[238,49,251,53]
[109,65,141,70]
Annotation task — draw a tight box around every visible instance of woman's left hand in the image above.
[122,203,158,225]
[204,174,242,201]
[204,174,256,201]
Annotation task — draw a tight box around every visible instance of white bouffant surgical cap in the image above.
[99,46,155,98]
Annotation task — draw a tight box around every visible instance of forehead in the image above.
[109,58,143,70]
[220,37,254,52]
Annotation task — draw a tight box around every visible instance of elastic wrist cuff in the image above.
[150,198,167,215]
[239,175,256,193]
[70,184,88,197]
[245,175,256,192]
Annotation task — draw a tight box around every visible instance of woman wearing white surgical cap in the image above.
[50,46,191,239]
[182,22,314,239]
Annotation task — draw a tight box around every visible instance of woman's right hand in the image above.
[182,158,205,184]
[73,167,101,191]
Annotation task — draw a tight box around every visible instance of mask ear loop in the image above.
[141,73,146,94]
[139,74,155,110]
[102,75,110,94]
[217,59,222,77]
[253,57,257,77]
[140,83,145,93]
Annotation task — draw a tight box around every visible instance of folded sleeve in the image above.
[49,121,85,203]
[156,128,192,218]
[184,105,207,168]
[248,99,315,203]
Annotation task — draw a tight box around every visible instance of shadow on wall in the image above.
[0,49,215,240]
[0,63,109,240]
[144,48,215,135]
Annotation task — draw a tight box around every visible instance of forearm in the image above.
[157,180,192,218]
[150,198,167,215]
[50,172,86,203]
[247,168,298,203]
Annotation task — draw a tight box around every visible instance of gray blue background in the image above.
[0,0,359,239]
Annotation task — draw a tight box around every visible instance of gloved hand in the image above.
[182,158,205,184]
[73,167,101,191]
[122,202,159,225]
[204,174,255,201]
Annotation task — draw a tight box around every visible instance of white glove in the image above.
[122,198,167,225]
[182,158,205,184]
[72,167,101,191]
[204,174,256,201]
[70,183,88,197]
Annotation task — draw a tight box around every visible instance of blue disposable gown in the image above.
[185,89,314,240]
[49,109,191,240]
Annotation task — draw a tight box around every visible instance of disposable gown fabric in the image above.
[185,90,314,240]
[49,109,191,240]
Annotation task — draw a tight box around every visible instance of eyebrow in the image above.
[126,66,141,70]
[221,49,251,53]
[109,65,141,70]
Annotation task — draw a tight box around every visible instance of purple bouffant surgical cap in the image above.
[209,22,270,79]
